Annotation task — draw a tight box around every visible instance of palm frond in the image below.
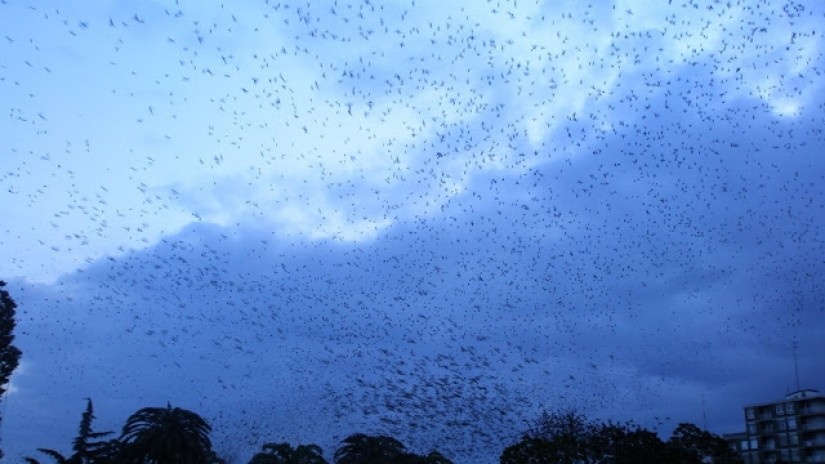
[35,448,69,464]
[120,404,213,464]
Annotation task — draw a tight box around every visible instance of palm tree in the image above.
[333,433,407,464]
[249,442,328,464]
[119,403,213,464]
[25,449,70,464]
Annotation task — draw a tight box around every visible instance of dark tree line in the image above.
[21,401,744,464]
[501,409,743,464]
[25,400,220,464]
[23,400,454,464]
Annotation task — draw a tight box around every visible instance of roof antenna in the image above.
[701,394,708,430]
[793,339,801,391]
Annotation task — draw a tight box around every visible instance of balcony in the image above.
[801,420,825,431]
[802,436,825,447]
[801,403,825,416]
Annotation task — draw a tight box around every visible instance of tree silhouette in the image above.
[333,433,407,464]
[71,398,118,464]
[500,436,565,464]
[667,423,743,464]
[524,409,597,463]
[24,399,119,464]
[0,280,23,459]
[395,450,454,464]
[589,422,672,464]
[501,411,688,464]
[248,442,328,464]
[411,451,454,464]
[120,403,213,464]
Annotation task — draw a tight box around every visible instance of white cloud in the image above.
[2,0,823,284]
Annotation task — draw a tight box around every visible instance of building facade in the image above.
[727,389,825,464]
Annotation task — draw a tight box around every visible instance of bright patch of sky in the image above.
[2,0,821,283]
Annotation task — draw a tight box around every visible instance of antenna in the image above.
[793,340,801,391]
[701,394,708,430]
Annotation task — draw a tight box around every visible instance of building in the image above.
[727,389,825,463]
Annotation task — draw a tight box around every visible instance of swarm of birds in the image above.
[1,1,824,462]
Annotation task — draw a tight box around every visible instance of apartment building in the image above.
[727,389,825,463]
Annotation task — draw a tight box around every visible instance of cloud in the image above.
[4,0,823,283]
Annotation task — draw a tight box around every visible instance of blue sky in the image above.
[1,0,824,462]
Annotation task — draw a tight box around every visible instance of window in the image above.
[790,433,799,446]
[786,402,796,414]
[788,418,797,430]
[779,420,786,431]
[748,423,757,433]
[776,404,785,415]
[749,438,759,450]
[740,440,749,450]
[747,408,755,420]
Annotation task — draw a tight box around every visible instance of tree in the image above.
[591,422,670,464]
[25,399,120,464]
[501,410,674,464]
[667,423,743,464]
[413,450,454,464]
[333,433,407,464]
[397,450,454,464]
[500,436,557,464]
[120,403,214,464]
[249,442,329,464]
[501,409,600,464]
[0,281,21,396]
[525,409,600,463]
[71,398,118,464]
[0,280,23,459]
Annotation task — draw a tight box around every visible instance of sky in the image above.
[1,0,824,462]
